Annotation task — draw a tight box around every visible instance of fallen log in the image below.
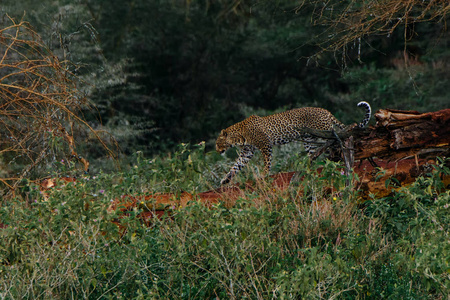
[354,108,450,161]
[338,107,450,198]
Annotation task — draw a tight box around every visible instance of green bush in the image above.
[0,150,448,299]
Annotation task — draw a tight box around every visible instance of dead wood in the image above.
[354,108,450,161]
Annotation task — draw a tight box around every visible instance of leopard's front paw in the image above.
[220,177,231,185]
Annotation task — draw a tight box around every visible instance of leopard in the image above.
[216,101,371,185]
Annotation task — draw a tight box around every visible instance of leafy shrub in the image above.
[0,150,448,298]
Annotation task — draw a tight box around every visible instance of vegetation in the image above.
[0,0,449,298]
[2,0,449,162]
[0,148,449,298]
[0,18,117,197]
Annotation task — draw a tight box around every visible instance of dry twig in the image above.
[297,0,449,64]
[0,17,115,197]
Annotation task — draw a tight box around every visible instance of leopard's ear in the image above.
[220,129,227,137]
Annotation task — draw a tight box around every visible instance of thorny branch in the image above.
[297,0,449,65]
[0,16,115,197]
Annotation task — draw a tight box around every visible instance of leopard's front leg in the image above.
[221,145,255,185]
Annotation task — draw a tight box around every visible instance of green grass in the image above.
[0,145,449,299]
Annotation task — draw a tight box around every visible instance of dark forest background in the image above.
[2,0,449,161]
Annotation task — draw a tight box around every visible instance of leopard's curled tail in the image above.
[357,101,371,128]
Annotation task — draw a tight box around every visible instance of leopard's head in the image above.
[216,127,246,154]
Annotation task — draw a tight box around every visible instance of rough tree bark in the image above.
[355,108,450,161]
[351,108,450,198]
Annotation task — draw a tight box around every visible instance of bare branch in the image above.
[0,17,116,197]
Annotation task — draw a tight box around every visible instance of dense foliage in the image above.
[0,148,449,298]
[2,0,449,161]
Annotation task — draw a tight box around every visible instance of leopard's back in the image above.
[261,107,344,146]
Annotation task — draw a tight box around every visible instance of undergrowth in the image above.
[0,145,449,299]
